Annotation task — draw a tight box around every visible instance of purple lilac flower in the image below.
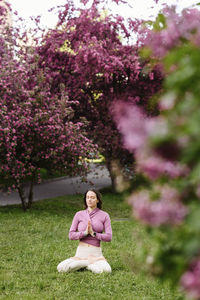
[145,7,200,58]
[136,154,189,180]
[112,101,149,151]
[181,259,200,300]
[129,186,187,227]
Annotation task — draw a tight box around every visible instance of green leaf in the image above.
[139,46,152,59]
[153,13,166,31]
[183,238,200,258]
[188,206,200,231]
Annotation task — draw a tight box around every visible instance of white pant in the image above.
[57,245,111,274]
[75,244,103,258]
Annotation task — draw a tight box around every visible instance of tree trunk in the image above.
[106,158,130,193]
[27,175,34,209]
[18,175,35,210]
[18,185,27,211]
[106,160,116,192]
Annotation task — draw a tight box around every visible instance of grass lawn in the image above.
[0,192,183,300]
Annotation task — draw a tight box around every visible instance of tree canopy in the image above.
[35,0,162,190]
[0,1,97,209]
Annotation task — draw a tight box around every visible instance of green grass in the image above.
[0,193,182,300]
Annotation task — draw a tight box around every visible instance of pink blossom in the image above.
[136,153,189,180]
[159,93,176,111]
[181,259,200,299]
[129,186,187,226]
[145,7,200,58]
[112,102,149,151]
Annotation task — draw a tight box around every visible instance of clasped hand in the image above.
[85,220,94,236]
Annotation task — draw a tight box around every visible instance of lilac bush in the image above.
[181,259,200,300]
[114,3,200,299]
[128,186,187,227]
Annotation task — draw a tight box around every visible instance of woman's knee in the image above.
[87,260,112,274]
[57,258,74,272]
[67,259,89,271]
[57,258,89,273]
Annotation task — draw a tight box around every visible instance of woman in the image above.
[57,189,112,274]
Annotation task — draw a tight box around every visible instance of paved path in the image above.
[0,164,111,206]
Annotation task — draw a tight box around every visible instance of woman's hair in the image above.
[83,189,102,209]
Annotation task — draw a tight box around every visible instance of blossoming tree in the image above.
[0,2,97,210]
[35,0,162,191]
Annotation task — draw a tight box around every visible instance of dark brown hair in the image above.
[83,189,102,209]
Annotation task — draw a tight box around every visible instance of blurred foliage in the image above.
[133,7,200,297]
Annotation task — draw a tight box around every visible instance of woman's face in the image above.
[86,191,99,210]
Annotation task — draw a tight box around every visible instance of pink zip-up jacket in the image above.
[69,208,112,247]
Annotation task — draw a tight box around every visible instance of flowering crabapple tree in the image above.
[0,3,97,210]
[0,0,10,26]
[114,4,200,299]
[35,0,162,191]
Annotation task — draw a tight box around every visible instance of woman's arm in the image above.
[68,213,86,240]
[95,213,112,242]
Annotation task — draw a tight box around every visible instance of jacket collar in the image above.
[87,207,99,216]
